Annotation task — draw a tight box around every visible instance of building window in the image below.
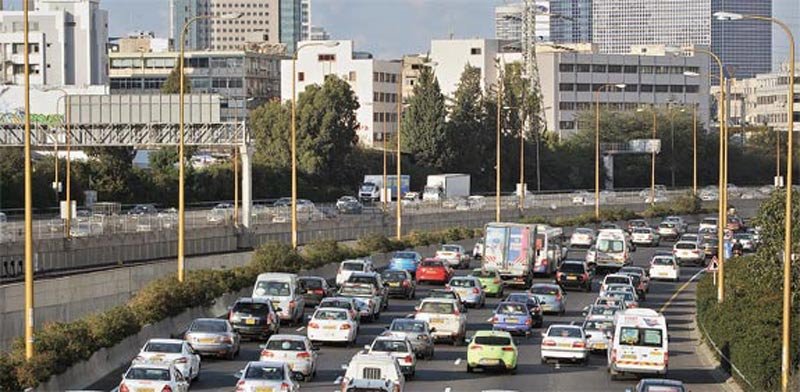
[640,65,654,74]
[576,83,591,92]
[298,72,305,82]
[559,102,575,110]
[576,64,591,73]
[318,54,335,61]
[559,121,575,130]
[559,63,574,72]
[608,65,622,73]
[623,65,637,74]
[655,85,669,93]
[559,83,574,91]
[641,84,654,92]
[349,71,357,82]
[670,85,684,93]
[592,64,607,73]
[470,47,482,55]
[624,84,638,92]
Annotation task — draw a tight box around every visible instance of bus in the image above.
[482,223,538,287]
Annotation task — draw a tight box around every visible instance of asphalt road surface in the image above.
[97,219,732,392]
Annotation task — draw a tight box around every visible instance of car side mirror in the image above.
[541,332,547,338]
[306,315,313,321]
[464,337,472,344]
[340,364,349,370]
[275,307,283,312]
[430,328,437,333]
[364,345,371,351]
[234,370,244,378]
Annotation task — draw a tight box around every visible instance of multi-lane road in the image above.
[93,219,733,392]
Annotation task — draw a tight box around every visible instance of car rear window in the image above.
[143,342,182,353]
[597,239,624,252]
[548,327,582,338]
[652,257,674,266]
[419,302,455,314]
[506,294,538,305]
[126,368,170,381]
[474,336,511,346]
[421,260,444,267]
[633,228,651,234]
[340,285,373,296]
[382,271,407,280]
[530,286,559,295]
[233,302,271,314]
[427,291,456,299]
[496,303,526,314]
[372,340,409,353]
[675,243,696,249]
[605,276,630,285]
[619,327,663,347]
[450,279,476,287]
[189,320,227,333]
[342,262,365,271]
[349,276,378,286]
[244,365,284,380]
[583,320,614,331]
[441,245,460,252]
[300,278,323,289]
[659,223,675,228]
[559,263,585,273]
[472,270,493,278]
[314,309,347,320]
[391,320,425,332]
[254,281,290,296]
[266,339,306,351]
[394,252,416,259]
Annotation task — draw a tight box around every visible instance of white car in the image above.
[657,222,682,240]
[600,283,638,300]
[339,283,381,321]
[307,307,358,345]
[472,239,484,259]
[414,298,467,345]
[673,241,704,266]
[699,217,718,231]
[341,352,405,392]
[234,361,299,392]
[435,244,469,269]
[650,256,681,282]
[119,363,189,392]
[259,334,318,381]
[570,228,595,248]
[583,316,614,352]
[664,216,687,232]
[541,324,589,364]
[571,191,591,205]
[679,233,699,244]
[336,259,374,287]
[600,275,634,296]
[631,228,660,246]
[133,339,200,382]
[367,336,417,377]
[699,188,719,201]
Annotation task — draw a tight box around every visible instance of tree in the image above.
[250,100,291,169]
[83,147,137,202]
[449,65,491,180]
[401,67,453,171]
[161,63,191,94]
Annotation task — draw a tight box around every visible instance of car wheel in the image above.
[467,364,474,373]
[227,349,236,360]
[510,364,517,374]
[584,283,592,293]
[559,307,566,316]
[428,348,435,360]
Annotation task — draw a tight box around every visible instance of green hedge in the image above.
[0,226,480,390]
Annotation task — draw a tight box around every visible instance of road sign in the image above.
[629,139,661,154]
[706,256,719,272]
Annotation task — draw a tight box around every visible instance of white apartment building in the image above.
[720,66,800,131]
[430,39,504,99]
[281,40,401,147]
[495,1,551,42]
[0,0,108,86]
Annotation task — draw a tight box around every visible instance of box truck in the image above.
[359,175,410,202]
[422,174,470,202]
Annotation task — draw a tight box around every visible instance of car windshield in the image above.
[382,271,407,280]
[472,270,494,278]
[659,223,676,228]
[391,321,425,332]
[372,340,409,352]
[608,292,634,301]
[441,245,460,252]
[619,327,663,347]
[559,263,585,273]
[605,276,630,285]
[597,239,624,252]
[189,320,227,333]
[419,302,455,314]
[474,336,511,346]
[633,229,651,234]
[427,291,456,299]
[702,218,716,224]
[548,327,582,338]
[506,294,537,304]
[496,303,526,314]
[652,257,675,266]
[233,302,270,314]
[314,310,347,320]
[300,278,324,289]
[589,306,617,316]
[340,285,374,296]
[321,299,352,309]
[394,252,416,259]
[734,234,751,240]
[143,342,182,353]
[255,281,290,297]
[421,260,444,268]
[126,368,171,381]
[575,228,592,234]
[530,286,559,295]
[349,276,377,286]
[342,262,365,271]
[584,320,614,331]
[450,279,475,287]
[244,365,284,380]
[675,243,696,250]
[266,339,306,351]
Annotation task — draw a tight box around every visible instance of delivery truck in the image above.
[359,175,410,203]
[422,174,470,202]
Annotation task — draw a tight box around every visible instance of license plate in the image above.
[198,338,216,343]
[255,388,274,392]
[430,318,443,324]
[594,343,607,349]
[389,282,400,287]
[245,318,256,325]
[271,301,281,309]
[505,318,519,324]
[137,389,155,392]
[658,272,668,276]
[558,342,571,348]
[324,325,336,330]
[480,359,499,365]
[567,276,578,281]
[621,354,637,360]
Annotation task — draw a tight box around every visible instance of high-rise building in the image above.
[280,0,302,53]
[711,0,772,79]
[550,0,592,43]
[169,0,211,51]
[301,0,311,41]
[210,0,280,51]
[495,1,551,42]
[593,0,711,55]
[309,26,330,41]
[0,0,108,86]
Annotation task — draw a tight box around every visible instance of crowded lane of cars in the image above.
[108,220,730,392]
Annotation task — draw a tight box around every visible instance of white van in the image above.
[608,308,668,379]
[340,352,405,392]
[592,231,631,269]
[336,259,375,287]
[252,273,305,326]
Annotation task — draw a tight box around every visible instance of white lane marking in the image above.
[659,269,705,313]
[334,376,342,384]
[296,326,305,332]
[454,358,462,366]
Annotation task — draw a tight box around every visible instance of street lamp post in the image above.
[178,12,242,282]
[715,11,796,391]
[290,41,340,248]
[594,83,625,219]
[40,87,72,237]
[496,65,504,222]
[22,0,34,359]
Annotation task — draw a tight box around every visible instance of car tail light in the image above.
[340,324,352,330]
[297,351,311,359]
[664,351,669,367]
[261,349,274,358]
[502,346,515,351]
[555,292,563,300]
[308,322,320,329]
[445,284,450,289]
[161,386,172,392]
[402,280,410,287]
[393,384,401,392]
[453,308,461,316]
[228,310,233,320]
[120,384,129,392]
[582,273,589,281]
[572,341,586,348]
[542,339,556,347]
[472,287,480,294]
[174,357,188,364]
[525,318,532,326]
[610,348,617,363]
[280,382,291,392]
[470,345,483,350]
[314,289,325,295]
[289,300,296,310]
[403,354,414,363]
[556,272,563,281]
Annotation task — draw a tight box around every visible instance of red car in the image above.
[415,258,453,285]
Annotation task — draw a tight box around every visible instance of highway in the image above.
[91,217,731,392]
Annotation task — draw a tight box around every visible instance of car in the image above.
[227,297,281,341]
[128,203,158,216]
[318,297,359,321]
[649,255,681,282]
[336,196,363,214]
[592,298,627,312]
[556,260,594,292]
[606,290,639,308]
[207,203,233,223]
[298,276,334,307]
[727,215,745,232]
[699,217,718,231]
[617,270,647,300]
[657,221,682,240]
[600,284,638,302]
[259,334,318,381]
[699,237,719,258]
[382,318,436,360]
[340,353,405,392]
[367,336,417,377]
[466,330,518,373]
[620,265,651,283]
[119,363,189,392]
[699,187,719,201]
[388,251,422,273]
[664,216,687,231]
[609,309,669,378]
[734,232,756,252]
[569,228,596,248]
[626,378,687,392]
[540,324,589,364]
[447,276,486,308]
[381,269,416,299]
[336,259,375,287]
[631,227,660,246]
[415,258,453,285]
[132,339,200,382]
[347,272,389,310]
[184,318,240,359]
[582,316,614,352]
[306,307,358,346]
[414,298,467,345]
[402,191,420,207]
[626,219,649,233]
[470,268,504,297]
[583,303,623,320]
[673,241,705,266]
[435,244,470,269]
[529,283,566,315]
[338,283,381,321]
[679,233,699,244]
[503,293,544,327]
[491,301,534,336]
[252,273,306,326]
[746,227,761,244]
[472,238,484,259]
[234,361,299,392]
[600,274,634,296]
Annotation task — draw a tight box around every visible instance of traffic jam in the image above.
[115,214,755,392]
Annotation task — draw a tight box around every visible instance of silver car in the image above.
[447,276,485,308]
[184,318,240,359]
[582,316,614,352]
[382,318,435,359]
[530,284,566,315]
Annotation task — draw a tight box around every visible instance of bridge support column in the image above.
[240,144,253,229]
[603,154,615,190]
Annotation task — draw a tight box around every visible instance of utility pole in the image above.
[522,0,547,192]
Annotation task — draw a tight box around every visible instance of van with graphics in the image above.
[482,223,539,287]
[608,308,669,379]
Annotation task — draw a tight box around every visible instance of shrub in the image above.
[357,233,394,254]
[85,306,139,349]
[304,240,348,269]
[251,242,304,273]
[0,354,21,391]
[406,230,434,247]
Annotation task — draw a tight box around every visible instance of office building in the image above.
[550,0,592,43]
[169,0,211,50]
[0,0,108,86]
[109,50,282,122]
[301,0,311,41]
[112,31,171,54]
[495,1,551,42]
[720,65,800,131]
[309,26,330,41]
[281,40,402,147]
[711,0,772,79]
[211,0,280,51]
